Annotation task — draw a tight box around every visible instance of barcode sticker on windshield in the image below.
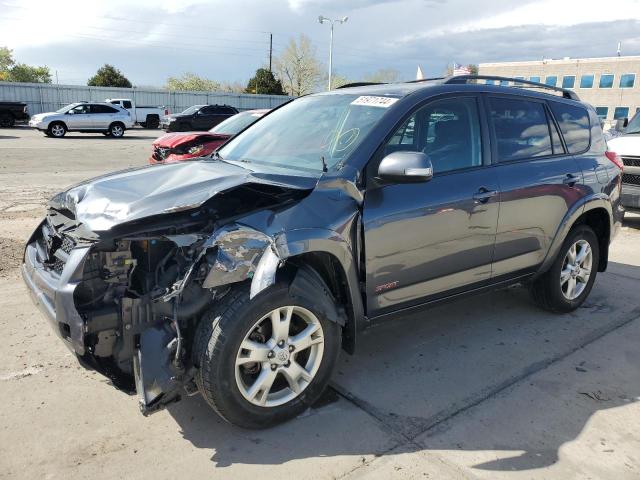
[350,96,398,108]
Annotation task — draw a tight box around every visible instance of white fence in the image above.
[0,81,294,115]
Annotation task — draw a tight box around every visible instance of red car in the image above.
[149,109,269,164]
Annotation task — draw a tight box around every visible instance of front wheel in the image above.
[193,272,341,429]
[530,225,599,313]
[48,122,66,138]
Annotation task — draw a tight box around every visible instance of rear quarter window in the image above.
[548,102,590,153]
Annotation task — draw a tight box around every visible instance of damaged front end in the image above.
[22,163,314,415]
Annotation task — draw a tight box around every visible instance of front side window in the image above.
[599,74,614,88]
[549,102,590,153]
[595,107,608,119]
[383,97,482,174]
[545,76,558,87]
[614,107,629,120]
[488,97,552,161]
[70,104,90,114]
[530,76,541,83]
[619,74,635,88]
[218,93,394,174]
[580,74,594,88]
[562,76,576,88]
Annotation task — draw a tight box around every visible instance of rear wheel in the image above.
[193,272,341,429]
[530,225,599,313]
[0,113,14,127]
[108,122,125,138]
[145,116,160,129]
[48,122,66,138]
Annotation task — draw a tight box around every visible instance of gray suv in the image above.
[29,102,134,137]
[22,76,624,428]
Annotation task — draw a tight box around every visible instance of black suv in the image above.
[22,76,623,428]
[0,101,29,127]
[162,104,239,132]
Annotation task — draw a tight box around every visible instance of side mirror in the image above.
[378,151,433,183]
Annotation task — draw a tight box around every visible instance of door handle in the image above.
[563,174,578,186]
[473,187,498,204]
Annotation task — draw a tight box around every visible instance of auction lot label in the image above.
[351,96,399,108]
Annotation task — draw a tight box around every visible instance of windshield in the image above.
[209,111,265,135]
[217,94,397,174]
[180,105,204,115]
[56,103,79,113]
[626,111,640,134]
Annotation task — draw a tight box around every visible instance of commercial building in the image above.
[478,56,640,122]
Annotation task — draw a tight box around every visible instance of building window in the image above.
[545,76,558,87]
[499,80,509,86]
[485,79,496,85]
[614,107,629,120]
[530,76,541,83]
[580,74,594,88]
[562,75,575,88]
[599,74,614,88]
[619,74,635,88]
[595,107,608,119]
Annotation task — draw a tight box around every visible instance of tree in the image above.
[0,46,51,83]
[87,64,131,88]
[165,72,220,91]
[328,73,352,88]
[246,68,285,95]
[274,34,323,96]
[363,68,400,83]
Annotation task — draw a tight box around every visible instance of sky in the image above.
[1,0,639,87]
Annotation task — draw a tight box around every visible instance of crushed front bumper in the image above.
[21,221,91,355]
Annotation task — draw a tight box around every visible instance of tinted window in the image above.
[530,76,541,83]
[489,97,552,161]
[70,104,90,114]
[619,74,635,88]
[91,104,118,114]
[385,97,482,174]
[545,76,557,87]
[199,106,216,114]
[562,75,575,88]
[222,106,237,114]
[599,74,614,88]
[549,102,590,153]
[549,117,564,155]
[123,101,132,109]
[580,75,594,88]
[614,107,629,120]
[595,107,608,119]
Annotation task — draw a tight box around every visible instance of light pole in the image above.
[318,15,348,90]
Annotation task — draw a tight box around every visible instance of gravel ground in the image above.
[1,126,639,480]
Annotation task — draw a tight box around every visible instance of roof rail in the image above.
[405,76,446,84]
[443,75,580,101]
[336,82,386,89]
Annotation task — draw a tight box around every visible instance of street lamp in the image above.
[318,15,348,90]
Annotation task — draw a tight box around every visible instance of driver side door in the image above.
[65,104,92,129]
[363,95,500,317]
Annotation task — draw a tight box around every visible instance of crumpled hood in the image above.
[153,132,230,149]
[49,161,317,233]
[608,134,640,156]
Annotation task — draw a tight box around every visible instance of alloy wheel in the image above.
[560,239,593,300]
[51,124,65,137]
[111,125,124,137]
[234,305,325,407]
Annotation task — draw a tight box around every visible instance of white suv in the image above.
[29,102,134,138]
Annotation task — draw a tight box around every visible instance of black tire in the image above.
[47,122,66,138]
[102,132,111,136]
[193,271,342,429]
[108,122,125,138]
[530,225,599,313]
[0,113,15,128]
[139,122,147,128]
[145,116,160,129]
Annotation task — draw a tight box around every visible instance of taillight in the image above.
[164,109,169,116]
[605,151,624,170]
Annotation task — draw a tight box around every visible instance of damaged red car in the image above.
[149,109,269,164]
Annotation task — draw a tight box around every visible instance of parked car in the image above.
[22,76,623,429]
[607,110,640,213]
[0,101,29,127]
[105,98,168,129]
[28,102,134,138]
[161,104,239,132]
[150,109,269,164]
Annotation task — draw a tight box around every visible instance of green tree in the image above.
[245,68,285,95]
[165,72,220,91]
[87,64,132,88]
[0,46,14,77]
[0,46,51,83]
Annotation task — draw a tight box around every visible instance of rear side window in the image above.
[123,101,132,109]
[92,104,119,113]
[488,97,552,161]
[548,102,590,153]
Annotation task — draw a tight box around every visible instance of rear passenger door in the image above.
[90,104,120,129]
[487,95,584,278]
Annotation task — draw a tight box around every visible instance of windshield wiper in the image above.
[320,156,328,173]
[210,151,223,160]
